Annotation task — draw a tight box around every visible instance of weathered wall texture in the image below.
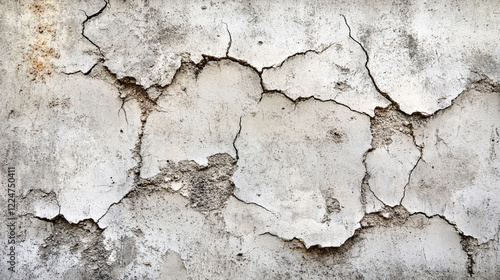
[1,0,499,279]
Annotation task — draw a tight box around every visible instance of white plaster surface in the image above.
[403,86,500,243]
[233,94,371,247]
[1,0,500,278]
[474,231,500,278]
[261,36,390,116]
[84,0,500,114]
[366,132,421,206]
[85,0,229,88]
[344,0,500,115]
[98,192,469,279]
[140,60,262,178]
[0,74,141,223]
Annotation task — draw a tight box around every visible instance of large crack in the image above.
[45,39,499,274]
[96,188,135,224]
[399,155,422,205]
[223,22,232,57]
[92,57,260,222]
[408,211,478,276]
[363,104,427,210]
[262,203,474,271]
[61,0,108,76]
[360,158,387,210]
[341,14,398,110]
[55,64,159,225]
[231,194,278,217]
[11,4,500,278]
[81,0,108,57]
[232,117,242,161]
[259,90,371,118]
[260,43,334,71]
[254,16,396,117]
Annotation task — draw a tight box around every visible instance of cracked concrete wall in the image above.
[1,0,499,279]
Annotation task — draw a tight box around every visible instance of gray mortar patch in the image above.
[370,105,426,148]
[140,153,237,211]
[38,216,111,280]
[360,206,410,228]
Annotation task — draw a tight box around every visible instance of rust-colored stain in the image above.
[25,0,60,82]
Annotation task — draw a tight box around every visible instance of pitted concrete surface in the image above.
[1,0,499,279]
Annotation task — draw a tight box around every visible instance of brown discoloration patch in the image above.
[24,0,60,82]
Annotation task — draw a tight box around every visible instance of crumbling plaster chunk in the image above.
[84,0,362,88]
[140,60,262,178]
[84,0,229,88]
[345,0,500,115]
[261,33,390,116]
[225,2,351,70]
[343,215,469,278]
[1,73,142,224]
[365,132,420,206]
[403,86,500,243]
[19,190,60,220]
[141,153,237,211]
[232,93,372,247]
[225,202,468,279]
[98,190,228,280]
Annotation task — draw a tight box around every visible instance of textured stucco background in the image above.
[1,0,500,279]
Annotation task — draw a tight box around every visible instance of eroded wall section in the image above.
[1,0,499,279]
